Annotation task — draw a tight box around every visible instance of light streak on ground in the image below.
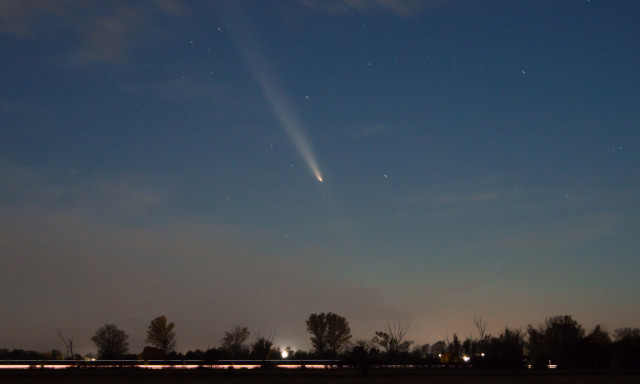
[0,363,339,370]
[0,365,69,369]
[276,364,329,369]
[136,364,335,369]
[138,364,209,369]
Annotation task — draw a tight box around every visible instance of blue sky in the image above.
[1,0,639,354]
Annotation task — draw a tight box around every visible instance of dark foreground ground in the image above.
[2,369,640,384]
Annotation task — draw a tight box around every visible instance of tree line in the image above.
[2,313,640,370]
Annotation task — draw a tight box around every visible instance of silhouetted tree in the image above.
[222,325,250,358]
[348,341,375,373]
[372,321,414,355]
[91,324,129,359]
[443,334,463,364]
[527,315,584,370]
[56,330,74,360]
[479,327,525,370]
[473,315,488,341]
[410,343,437,368]
[292,349,309,360]
[6,349,43,360]
[462,337,474,357]
[431,340,446,357]
[141,346,164,360]
[612,327,640,369]
[45,349,64,360]
[250,333,274,359]
[326,313,352,355]
[306,312,352,357]
[145,316,176,358]
[412,343,431,358]
[184,349,206,360]
[580,324,611,369]
[472,315,491,356]
[614,327,640,340]
[205,347,231,361]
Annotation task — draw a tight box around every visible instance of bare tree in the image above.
[372,321,414,353]
[473,315,488,340]
[56,329,74,359]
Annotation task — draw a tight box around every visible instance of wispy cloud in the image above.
[406,189,502,207]
[300,0,455,17]
[0,0,73,38]
[0,160,170,221]
[0,0,190,65]
[347,123,390,139]
[124,75,224,103]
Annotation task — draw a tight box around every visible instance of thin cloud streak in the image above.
[347,124,390,139]
[124,76,225,103]
[300,0,455,16]
[0,0,190,65]
[405,189,503,207]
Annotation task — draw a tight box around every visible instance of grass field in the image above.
[2,369,640,384]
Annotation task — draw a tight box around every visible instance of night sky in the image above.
[1,0,639,355]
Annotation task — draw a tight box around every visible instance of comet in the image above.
[231,20,324,183]
[249,67,323,183]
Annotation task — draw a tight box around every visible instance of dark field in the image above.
[2,370,640,384]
